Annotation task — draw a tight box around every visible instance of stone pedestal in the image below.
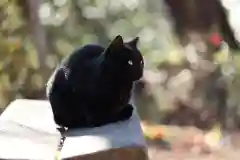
[0,99,147,160]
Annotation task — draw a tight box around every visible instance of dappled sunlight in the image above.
[1,0,240,159]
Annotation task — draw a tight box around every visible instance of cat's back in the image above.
[61,44,105,66]
[57,44,105,93]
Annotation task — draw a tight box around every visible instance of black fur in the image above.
[46,35,144,129]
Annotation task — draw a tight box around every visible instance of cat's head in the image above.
[103,35,144,82]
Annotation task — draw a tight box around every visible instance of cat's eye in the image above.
[128,60,133,65]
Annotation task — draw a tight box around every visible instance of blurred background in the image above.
[2,0,240,159]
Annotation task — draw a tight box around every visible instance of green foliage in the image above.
[0,0,178,109]
[1,0,240,120]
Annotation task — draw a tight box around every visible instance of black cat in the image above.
[46,35,144,129]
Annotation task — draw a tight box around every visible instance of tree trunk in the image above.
[164,0,239,49]
[163,0,236,129]
[16,0,51,99]
[17,0,49,67]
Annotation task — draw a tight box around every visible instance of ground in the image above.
[144,126,240,160]
[148,147,240,160]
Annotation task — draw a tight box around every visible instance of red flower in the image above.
[208,33,223,47]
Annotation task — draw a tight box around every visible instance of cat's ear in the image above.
[126,37,139,48]
[104,35,124,54]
